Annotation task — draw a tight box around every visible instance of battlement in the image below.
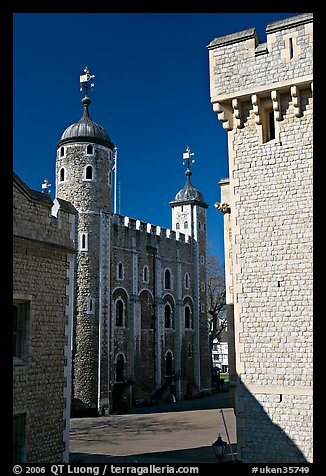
[208,13,313,131]
[112,213,190,243]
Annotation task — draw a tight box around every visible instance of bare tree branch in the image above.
[207,254,226,365]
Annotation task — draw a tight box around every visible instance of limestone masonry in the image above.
[208,13,313,462]
[13,174,76,462]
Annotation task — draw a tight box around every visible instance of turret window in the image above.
[85,165,93,180]
[184,273,190,289]
[59,167,66,183]
[60,146,65,157]
[176,223,180,230]
[184,221,188,230]
[86,144,94,155]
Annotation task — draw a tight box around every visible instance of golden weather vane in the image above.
[79,66,95,96]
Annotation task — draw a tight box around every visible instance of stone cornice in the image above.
[210,74,313,104]
[211,76,313,132]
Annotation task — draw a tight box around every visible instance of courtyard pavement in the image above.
[69,391,237,464]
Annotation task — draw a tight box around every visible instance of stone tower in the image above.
[170,149,210,392]
[208,13,313,462]
[56,71,115,413]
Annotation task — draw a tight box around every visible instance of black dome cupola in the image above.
[57,67,114,149]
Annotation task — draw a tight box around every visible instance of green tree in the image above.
[207,254,226,364]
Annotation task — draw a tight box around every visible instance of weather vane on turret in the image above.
[79,66,95,96]
[182,146,195,170]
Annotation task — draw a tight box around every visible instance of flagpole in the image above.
[113,147,118,214]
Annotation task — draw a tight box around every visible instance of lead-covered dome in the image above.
[170,169,208,208]
[57,96,114,149]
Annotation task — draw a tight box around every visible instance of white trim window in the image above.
[83,164,95,181]
[87,297,95,315]
[79,232,88,251]
[59,166,67,183]
[86,144,95,156]
[184,272,190,289]
[59,146,66,158]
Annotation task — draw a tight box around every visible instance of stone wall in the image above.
[110,214,210,403]
[13,174,76,463]
[208,13,313,462]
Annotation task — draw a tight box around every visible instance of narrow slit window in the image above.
[143,266,149,283]
[60,146,65,157]
[118,262,124,280]
[268,111,275,141]
[80,233,88,251]
[289,38,294,60]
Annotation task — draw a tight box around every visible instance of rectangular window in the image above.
[13,301,30,365]
[268,111,275,141]
[87,297,95,314]
[13,413,26,463]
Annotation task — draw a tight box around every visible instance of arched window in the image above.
[85,165,93,180]
[185,305,192,329]
[143,266,149,283]
[59,167,65,182]
[86,144,93,155]
[80,232,88,251]
[164,269,171,290]
[115,299,124,327]
[164,304,172,329]
[184,221,188,229]
[60,146,65,157]
[184,273,190,289]
[176,223,180,230]
[165,351,173,376]
[117,262,123,280]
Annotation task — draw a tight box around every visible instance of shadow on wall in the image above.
[236,380,309,462]
[227,304,310,462]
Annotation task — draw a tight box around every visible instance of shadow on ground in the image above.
[70,443,238,463]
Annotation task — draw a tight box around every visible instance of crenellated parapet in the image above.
[207,13,313,133]
[112,213,191,243]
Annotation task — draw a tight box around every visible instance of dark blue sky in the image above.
[13,12,299,264]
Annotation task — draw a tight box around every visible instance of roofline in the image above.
[13,172,53,206]
[169,198,209,209]
[57,136,115,149]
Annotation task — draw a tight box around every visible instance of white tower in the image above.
[55,67,114,415]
